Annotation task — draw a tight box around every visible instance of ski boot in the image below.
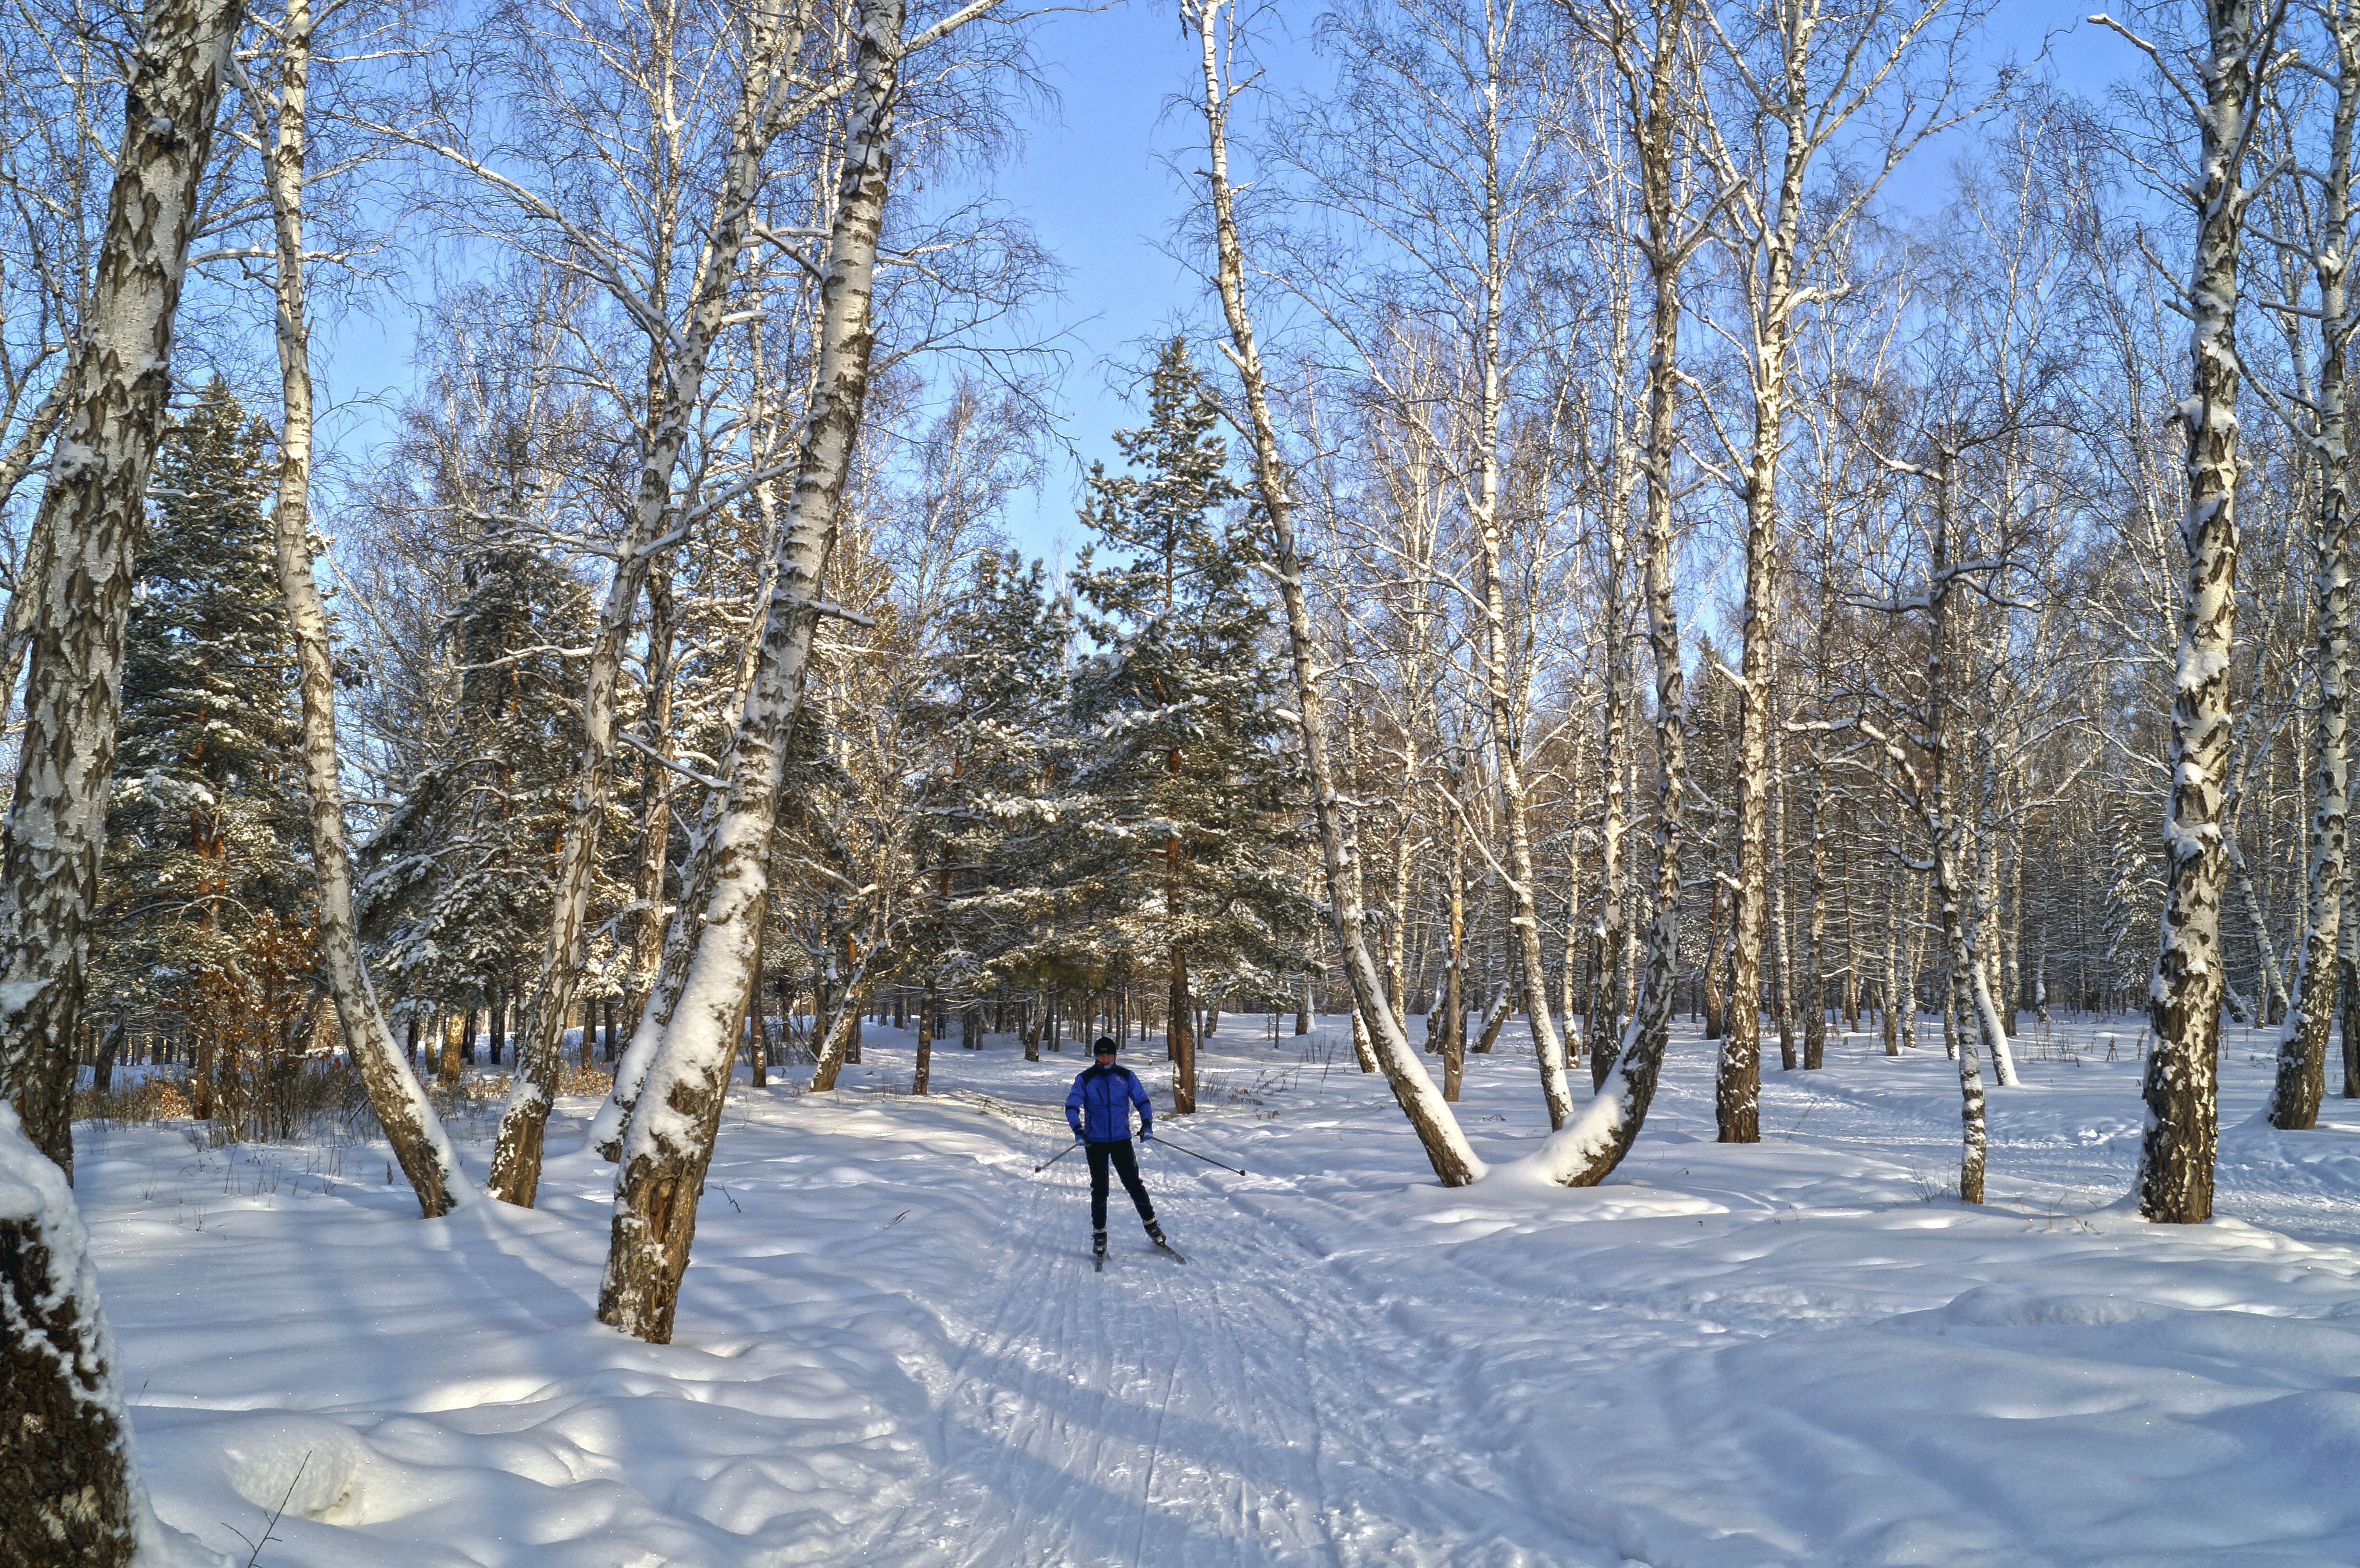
[1144,1219,1166,1248]
[1092,1228,1108,1260]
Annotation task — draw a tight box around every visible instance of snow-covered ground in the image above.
[76,1013,2360,1566]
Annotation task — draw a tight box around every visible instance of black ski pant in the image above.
[1085,1139,1155,1230]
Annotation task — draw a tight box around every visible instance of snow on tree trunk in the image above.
[489,0,837,1207]
[598,0,918,1341]
[0,0,253,1176]
[2268,20,2360,1129]
[1188,0,1479,1185]
[2276,231,2355,1122]
[1506,0,1693,1182]
[249,0,471,1216]
[2141,0,2260,1225]
[1,1105,224,1568]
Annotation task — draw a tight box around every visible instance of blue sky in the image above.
[306,0,2141,571]
[979,0,2142,564]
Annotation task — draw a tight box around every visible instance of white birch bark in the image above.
[599,0,958,1339]
[1860,466,1989,1203]
[1515,0,1700,1184]
[2136,0,2262,1225]
[244,0,471,1217]
[2272,6,2359,1126]
[1,0,251,1554]
[0,0,245,1174]
[489,0,833,1207]
[1187,0,1480,1184]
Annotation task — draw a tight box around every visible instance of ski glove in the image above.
[1140,1127,1153,1142]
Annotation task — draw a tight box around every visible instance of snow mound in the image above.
[1907,1284,2178,1329]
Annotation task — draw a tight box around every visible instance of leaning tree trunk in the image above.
[488,0,835,1207]
[1189,0,1478,1183]
[599,0,917,1342]
[2141,0,2256,1225]
[1521,0,1692,1182]
[0,0,249,1176]
[250,0,469,1216]
[2,0,250,1557]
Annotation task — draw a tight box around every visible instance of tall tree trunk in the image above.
[1,0,258,1555]
[913,982,933,1095]
[1703,884,1726,1040]
[599,0,958,1340]
[489,0,841,1207]
[1443,790,1465,1094]
[626,576,677,1039]
[245,1,470,1215]
[1187,0,1477,1181]
[0,0,247,1176]
[2141,0,2258,1225]
[2275,92,2356,1127]
[1883,864,1903,1055]
[1771,707,1797,1070]
[1801,748,1828,1071]
[1169,950,1195,1113]
[1522,0,1693,1179]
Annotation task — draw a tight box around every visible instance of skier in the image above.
[1065,1036,1168,1262]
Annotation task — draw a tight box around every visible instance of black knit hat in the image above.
[1092,1036,1119,1055]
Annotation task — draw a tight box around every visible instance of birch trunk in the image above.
[1882,864,1903,1054]
[1517,0,1693,1179]
[1591,466,1632,1053]
[1801,747,1827,1071]
[489,0,833,1206]
[2270,15,2359,1127]
[1721,109,1809,1141]
[2140,0,2257,1225]
[1,0,255,1554]
[598,0,967,1339]
[1463,185,1573,1128]
[1970,771,2020,1086]
[1188,0,1478,1183]
[1768,743,1795,1073]
[626,578,676,1037]
[247,0,470,1217]
[1443,791,1465,1099]
[0,0,252,1176]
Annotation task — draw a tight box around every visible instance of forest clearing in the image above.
[79,1013,2360,1566]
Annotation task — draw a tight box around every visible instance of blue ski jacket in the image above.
[1066,1063,1153,1142]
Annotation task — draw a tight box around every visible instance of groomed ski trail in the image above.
[855,1119,1612,1568]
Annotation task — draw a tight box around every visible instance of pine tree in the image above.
[1065,340,1316,1113]
[93,379,306,1030]
[934,551,1077,998]
[355,457,603,1045]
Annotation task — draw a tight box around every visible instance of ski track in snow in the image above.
[858,1120,1581,1568]
[69,1017,2360,1566]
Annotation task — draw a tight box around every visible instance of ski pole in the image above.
[1033,1141,1082,1175]
[1145,1133,1246,1176]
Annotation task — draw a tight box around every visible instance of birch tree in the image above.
[2098,0,2277,1223]
[0,0,251,1554]
[1186,0,1482,1185]
[1695,0,1983,1143]
[598,0,1036,1340]
[236,0,473,1215]
[1522,0,1712,1184]
[2265,0,2360,1129]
